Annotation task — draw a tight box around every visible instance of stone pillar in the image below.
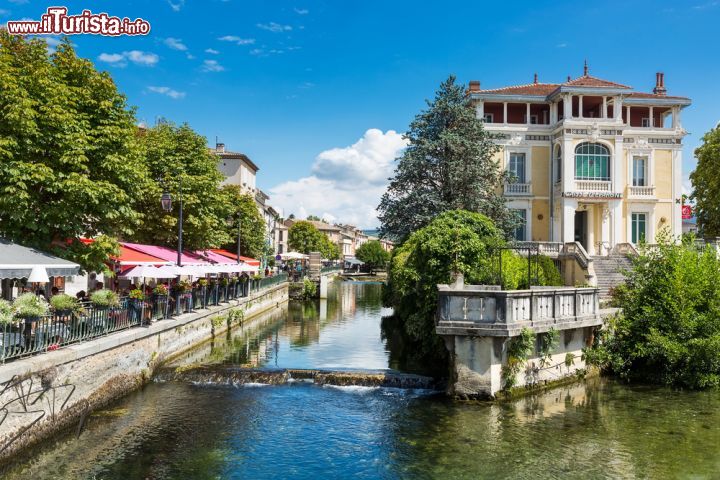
[579,95,584,118]
[526,103,531,125]
[586,205,595,255]
[614,96,623,122]
[602,96,607,119]
[503,102,508,124]
[319,275,328,299]
[564,95,572,119]
[611,200,623,246]
[562,199,578,244]
[476,101,484,120]
[601,206,611,255]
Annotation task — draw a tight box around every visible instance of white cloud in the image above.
[682,174,693,197]
[147,86,186,99]
[7,0,27,4]
[0,9,11,16]
[257,22,292,33]
[97,50,158,67]
[556,42,568,48]
[294,8,309,14]
[269,129,407,228]
[202,59,224,72]
[218,35,255,45]
[205,48,220,54]
[163,37,187,51]
[168,0,185,11]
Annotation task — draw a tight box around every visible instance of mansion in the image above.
[469,64,690,256]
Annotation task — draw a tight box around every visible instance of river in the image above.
[4,281,720,479]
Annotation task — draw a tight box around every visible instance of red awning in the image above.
[79,238,170,266]
[211,249,261,266]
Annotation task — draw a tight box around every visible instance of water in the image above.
[5,281,720,479]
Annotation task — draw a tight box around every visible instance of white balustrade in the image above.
[504,182,532,195]
[629,185,655,197]
[575,180,612,192]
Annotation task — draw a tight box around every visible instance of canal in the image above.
[4,281,720,479]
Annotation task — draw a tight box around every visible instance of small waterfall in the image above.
[156,366,438,390]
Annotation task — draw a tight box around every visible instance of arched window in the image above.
[554,145,562,183]
[575,143,610,181]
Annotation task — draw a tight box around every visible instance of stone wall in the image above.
[0,283,288,463]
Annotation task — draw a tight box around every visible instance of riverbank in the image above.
[0,282,289,464]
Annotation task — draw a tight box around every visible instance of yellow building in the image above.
[469,65,690,256]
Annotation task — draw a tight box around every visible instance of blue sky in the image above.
[4,0,720,227]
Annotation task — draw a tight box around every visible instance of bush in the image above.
[50,293,80,313]
[0,299,14,325]
[90,289,120,308]
[13,293,49,318]
[302,278,317,300]
[538,255,563,286]
[585,232,720,389]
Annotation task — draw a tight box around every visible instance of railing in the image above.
[575,180,611,191]
[562,241,592,269]
[513,241,563,258]
[436,285,601,330]
[0,277,289,363]
[504,182,532,195]
[628,185,655,197]
[320,266,342,275]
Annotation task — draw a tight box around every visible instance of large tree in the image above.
[690,125,720,237]
[288,221,339,259]
[355,240,390,274]
[378,75,515,242]
[0,33,148,271]
[219,185,266,260]
[130,122,231,251]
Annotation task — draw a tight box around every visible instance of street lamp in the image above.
[236,213,242,264]
[160,177,183,267]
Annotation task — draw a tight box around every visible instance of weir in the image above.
[158,366,438,390]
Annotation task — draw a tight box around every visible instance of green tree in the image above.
[131,122,231,251]
[0,33,149,271]
[378,75,516,242]
[288,221,337,258]
[690,125,720,236]
[219,185,266,260]
[586,232,720,389]
[355,240,390,274]
[306,215,321,221]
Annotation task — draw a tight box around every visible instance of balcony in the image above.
[575,180,611,192]
[504,182,532,195]
[628,185,656,197]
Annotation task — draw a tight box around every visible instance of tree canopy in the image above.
[355,240,390,273]
[0,32,148,271]
[690,125,720,236]
[378,75,516,242]
[288,221,339,259]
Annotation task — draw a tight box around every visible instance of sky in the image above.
[4,0,720,228]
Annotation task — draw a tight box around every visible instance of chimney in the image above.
[533,73,538,84]
[653,72,667,95]
[216,142,225,153]
[583,60,589,77]
[469,80,481,92]
[567,75,571,82]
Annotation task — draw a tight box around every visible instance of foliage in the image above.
[690,124,720,236]
[302,277,317,300]
[0,299,14,325]
[173,280,191,293]
[219,185,266,260]
[228,308,244,325]
[538,255,563,286]
[90,289,119,308]
[378,75,516,242]
[538,328,560,367]
[0,33,150,272]
[12,293,49,318]
[50,293,80,313]
[153,284,169,296]
[198,279,208,287]
[306,215,321,221]
[355,240,390,273]
[385,210,506,363]
[288,221,339,259]
[586,232,720,389]
[130,121,230,251]
[501,328,536,390]
[129,289,145,300]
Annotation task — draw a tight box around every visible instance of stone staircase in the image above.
[592,254,633,301]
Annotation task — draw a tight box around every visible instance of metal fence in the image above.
[0,275,289,363]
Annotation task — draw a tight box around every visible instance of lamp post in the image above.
[236,213,242,265]
[160,176,183,267]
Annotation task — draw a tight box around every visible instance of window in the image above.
[632,157,648,187]
[631,213,647,244]
[527,115,538,125]
[641,117,651,128]
[511,209,527,241]
[508,153,526,183]
[575,143,610,181]
[279,230,284,241]
[483,113,494,123]
[554,147,562,183]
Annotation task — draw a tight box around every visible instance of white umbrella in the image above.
[27,266,50,283]
[281,252,307,260]
[154,265,186,278]
[121,265,164,278]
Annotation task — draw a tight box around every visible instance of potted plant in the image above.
[50,293,80,317]
[129,289,145,301]
[198,278,208,288]
[153,284,169,296]
[13,293,49,322]
[220,277,229,287]
[90,290,120,309]
[0,299,15,327]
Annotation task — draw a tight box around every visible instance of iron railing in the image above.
[0,277,288,363]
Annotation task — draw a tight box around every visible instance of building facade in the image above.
[469,65,690,256]
[211,142,259,195]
